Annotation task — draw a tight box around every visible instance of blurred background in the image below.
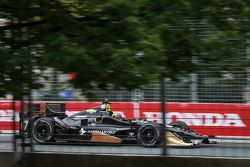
[0,0,249,103]
[0,0,250,160]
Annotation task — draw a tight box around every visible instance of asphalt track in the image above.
[1,135,250,158]
[33,143,250,158]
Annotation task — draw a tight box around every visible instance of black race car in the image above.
[22,103,216,147]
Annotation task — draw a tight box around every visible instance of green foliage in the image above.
[0,0,249,97]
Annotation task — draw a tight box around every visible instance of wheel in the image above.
[138,122,162,147]
[31,117,56,143]
[169,121,190,131]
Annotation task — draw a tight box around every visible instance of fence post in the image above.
[12,94,17,152]
[160,74,167,156]
[28,87,33,152]
[20,94,25,152]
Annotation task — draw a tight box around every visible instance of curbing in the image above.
[1,152,250,167]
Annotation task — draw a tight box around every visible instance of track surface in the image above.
[34,143,250,158]
[1,135,250,158]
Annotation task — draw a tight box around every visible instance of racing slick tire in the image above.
[31,117,56,143]
[169,121,190,132]
[138,122,162,147]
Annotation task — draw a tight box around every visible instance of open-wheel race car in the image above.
[22,103,217,147]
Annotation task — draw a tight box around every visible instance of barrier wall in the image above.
[0,101,250,136]
[1,152,250,167]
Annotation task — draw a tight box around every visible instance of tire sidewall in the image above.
[32,118,55,143]
[138,122,162,147]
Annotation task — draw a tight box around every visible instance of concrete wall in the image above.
[0,152,13,167]
[1,152,250,167]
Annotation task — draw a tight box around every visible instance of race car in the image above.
[21,103,216,147]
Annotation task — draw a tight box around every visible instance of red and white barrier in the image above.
[139,102,250,136]
[0,101,250,136]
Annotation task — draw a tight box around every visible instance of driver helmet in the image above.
[100,104,106,111]
[102,98,110,104]
[112,113,122,120]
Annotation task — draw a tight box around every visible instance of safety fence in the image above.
[27,64,250,104]
[1,101,250,157]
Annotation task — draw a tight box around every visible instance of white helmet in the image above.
[112,113,122,120]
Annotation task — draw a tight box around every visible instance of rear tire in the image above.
[138,122,162,147]
[31,117,56,143]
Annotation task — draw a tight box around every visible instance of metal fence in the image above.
[0,6,250,159]
[28,62,250,104]
[1,100,250,158]
[0,74,250,158]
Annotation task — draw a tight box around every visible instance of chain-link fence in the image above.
[0,55,250,157]
[0,70,250,157]
[27,61,250,104]
[0,0,250,159]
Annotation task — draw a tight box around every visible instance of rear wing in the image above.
[24,103,66,116]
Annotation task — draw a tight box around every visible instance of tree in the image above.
[0,0,164,98]
[138,0,250,76]
[0,0,249,98]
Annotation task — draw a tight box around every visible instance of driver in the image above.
[101,98,112,115]
[100,99,122,120]
[112,112,123,120]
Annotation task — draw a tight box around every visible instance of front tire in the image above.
[31,117,56,143]
[138,122,162,147]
